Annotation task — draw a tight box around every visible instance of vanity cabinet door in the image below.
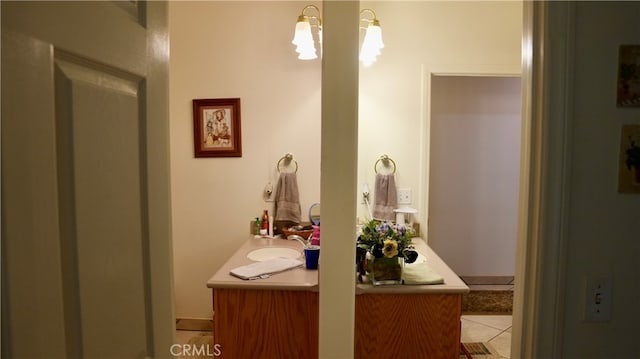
[213,288,319,358]
[355,293,463,358]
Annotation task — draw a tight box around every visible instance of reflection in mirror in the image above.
[309,202,320,225]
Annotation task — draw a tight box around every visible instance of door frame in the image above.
[512,2,573,358]
[417,2,572,358]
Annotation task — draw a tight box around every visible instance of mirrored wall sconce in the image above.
[359,8,384,66]
[291,4,322,60]
[291,5,384,66]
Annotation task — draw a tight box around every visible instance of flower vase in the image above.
[369,256,404,285]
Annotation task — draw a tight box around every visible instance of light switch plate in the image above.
[583,275,612,322]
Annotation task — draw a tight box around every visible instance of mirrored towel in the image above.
[373,173,397,221]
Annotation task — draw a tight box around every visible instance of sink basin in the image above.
[246,247,301,262]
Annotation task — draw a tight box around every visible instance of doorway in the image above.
[427,75,522,278]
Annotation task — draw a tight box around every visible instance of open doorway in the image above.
[428,75,521,279]
[427,75,522,358]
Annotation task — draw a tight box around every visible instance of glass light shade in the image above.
[296,44,317,60]
[292,19,317,60]
[292,20,313,46]
[364,24,384,49]
[298,49,318,60]
[359,24,384,66]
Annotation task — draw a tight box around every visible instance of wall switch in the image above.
[398,188,411,204]
[584,275,612,322]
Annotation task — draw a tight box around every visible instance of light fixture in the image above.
[291,5,322,60]
[359,9,384,67]
[291,6,384,65]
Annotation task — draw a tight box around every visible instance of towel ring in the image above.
[277,153,298,173]
[374,155,396,174]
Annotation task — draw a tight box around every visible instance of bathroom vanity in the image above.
[206,236,468,358]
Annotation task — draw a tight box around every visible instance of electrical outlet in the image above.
[398,188,411,204]
[584,275,612,322]
[264,182,274,202]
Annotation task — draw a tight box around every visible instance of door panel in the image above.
[55,52,151,358]
[2,2,172,358]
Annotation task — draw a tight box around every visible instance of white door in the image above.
[1,2,174,358]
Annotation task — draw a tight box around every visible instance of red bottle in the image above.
[261,210,269,231]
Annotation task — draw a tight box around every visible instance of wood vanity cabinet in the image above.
[207,237,467,358]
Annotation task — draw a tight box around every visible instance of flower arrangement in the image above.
[356,220,418,284]
[356,219,418,263]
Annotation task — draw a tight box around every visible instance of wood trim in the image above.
[513,2,573,358]
[319,2,359,358]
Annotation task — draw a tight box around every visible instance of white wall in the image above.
[169,1,321,319]
[559,2,640,357]
[428,76,521,276]
[169,1,521,319]
[357,1,522,230]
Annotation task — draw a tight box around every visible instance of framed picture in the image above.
[193,98,242,157]
[618,124,640,193]
[616,45,640,107]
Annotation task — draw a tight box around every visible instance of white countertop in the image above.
[356,237,469,294]
[206,236,469,294]
[206,236,317,291]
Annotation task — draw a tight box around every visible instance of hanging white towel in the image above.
[275,172,302,223]
[230,257,303,280]
[372,173,397,221]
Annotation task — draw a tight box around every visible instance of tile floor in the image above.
[176,315,513,358]
[175,329,204,346]
[461,315,512,358]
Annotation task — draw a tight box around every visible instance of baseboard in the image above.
[176,317,213,331]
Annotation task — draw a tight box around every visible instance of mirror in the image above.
[308,202,320,225]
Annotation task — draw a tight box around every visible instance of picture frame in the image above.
[618,124,640,194]
[193,98,242,157]
[616,45,640,107]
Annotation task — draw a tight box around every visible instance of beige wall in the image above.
[357,1,522,229]
[170,1,521,319]
[169,1,322,318]
[560,2,640,357]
